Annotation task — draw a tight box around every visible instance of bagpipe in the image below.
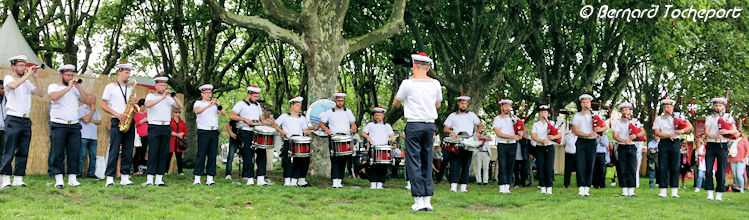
[718,114,739,139]
[511,113,525,136]
[546,117,562,144]
[627,118,646,142]
[586,104,608,136]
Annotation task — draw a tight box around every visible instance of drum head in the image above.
[290,136,312,143]
[254,125,277,134]
[443,137,461,144]
[332,135,353,142]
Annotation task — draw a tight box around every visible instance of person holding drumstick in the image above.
[361,107,397,189]
[442,95,483,193]
[271,96,313,187]
[318,91,357,188]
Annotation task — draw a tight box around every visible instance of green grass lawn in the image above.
[1,170,748,219]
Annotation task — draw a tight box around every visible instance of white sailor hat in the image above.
[579,94,593,101]
[411,52,433,65]
[334,91,347,98]
[247,85,262,93]
[289,96,304,103]
[618,102,633,110]
[8,55,27,64]
[538,105,550,111]
[711,97,728,105]
[498,99,513,105]
[373,106,386,112]
[456,95,471,101]
[116,63,133,70]
[660,98,676,105]
[199,84,213,91]
[57,64,76,72]
[154,75,169,82]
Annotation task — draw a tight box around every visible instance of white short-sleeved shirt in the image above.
[194,100,219,130]
[705,114,735,142]
[145,93,175,123]
[231,100,262,128]
[363,122,394,146]
[444,112,480,135]
[48,84,81,121]
[492,115,516,144]
[531,120,555,146]
[572,112,595,138]
[564,132,577,154]
[4,75,37,116]
[101,82,134,116]
[0,98,7,129]
[652,115,675,135]
[320,108,355,135]
[275,113,308,139]
[395,79,443,122]
[613,119,639,143]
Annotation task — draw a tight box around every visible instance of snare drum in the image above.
[331,135,354,157]
[372,145,394,165]
[252,126,277,149]
[461,139,482,151]
[290,136,312,158]
[442,137,461,153]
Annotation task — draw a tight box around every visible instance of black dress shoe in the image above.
[299,184,311,187]
[54,184,64,189]
[157,183,167,187]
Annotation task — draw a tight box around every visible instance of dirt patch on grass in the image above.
[466,204,509,212]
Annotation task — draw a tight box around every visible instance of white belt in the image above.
[51,118,79,125]
[496,140,516,144]
[7,111,29,118]
[406,119,435,123]
[198,126,218,130]
[149,121,170,126]
[707,138,728,143]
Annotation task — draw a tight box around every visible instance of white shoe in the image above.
[621,188,628,196]
[290,178,298,186]
[658,188,667,197]
[298,178,308,186]
[578,187,585,196]
[611,182,617,186]
[68,174,81,187]
[411,197,424,211]
[707,190,715,200]
[193,176,202,185]
[629,188,637,197]
[450,183,458,192]
[370,182,377,189]
[583,187,590,196]
[225,175,232,180]
[206,176,215,185]
[541,187,547,194]
[54,174,65,189]
[120,175,133,186]
[694,188,701,192]
[105,176,114,187]
[155,175,166,186]
[376,182,384,189]
[284,178,291,186]
[142,175,154,186]
[505,184,512,193]
[11,176,26,187]
[1,175,11,188]
[256,176,266,186]
[547,187,553,195]
[405,181,411,190]
[459,184,468,192]
[716,192,723,201]
[246,178,255,185]
[423,196,434,211]
[671,188,679,198]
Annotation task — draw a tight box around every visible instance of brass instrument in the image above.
[118,79,139,132]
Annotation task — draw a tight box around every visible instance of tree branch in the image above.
[345,0,405,54]
[260,0,301,28]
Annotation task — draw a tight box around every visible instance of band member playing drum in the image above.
[272,96,313,187]
[100,63,137,187]
[653,98,693,198]
[0,55,44,189]
[393,52,441,211]
[442,95,483,193]
[193,84,225,185]
[493,99,519,194]
[143,76,183,186]
[530,105,561,195]
[571,94,609,196]
[48,64,90,188]
[318,91,357,188]
[361,107,397,189]
[229,86,272,185]
[612,103,645,197]
[703,97,736,200]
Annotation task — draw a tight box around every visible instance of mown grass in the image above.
[1,169,747,219]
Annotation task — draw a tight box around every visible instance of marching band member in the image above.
[571,94,608,196]
[318,91,357,188]
[653,98,693,198]
[142,76,183,186]
[393,52,441,211]
[442,95,483,193]
[229,86,272,185]
[48,64,90,188]
[493,99,519,194]
[612,103,645,196]
[101,63,137,187]
[0,55,44,188]
[360,107,397,189]
[703,97,736,200]
[193,84,225,185]
[272,96,313,187]
[530,105,561,194]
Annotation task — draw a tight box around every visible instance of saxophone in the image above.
[118,79,139,132]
